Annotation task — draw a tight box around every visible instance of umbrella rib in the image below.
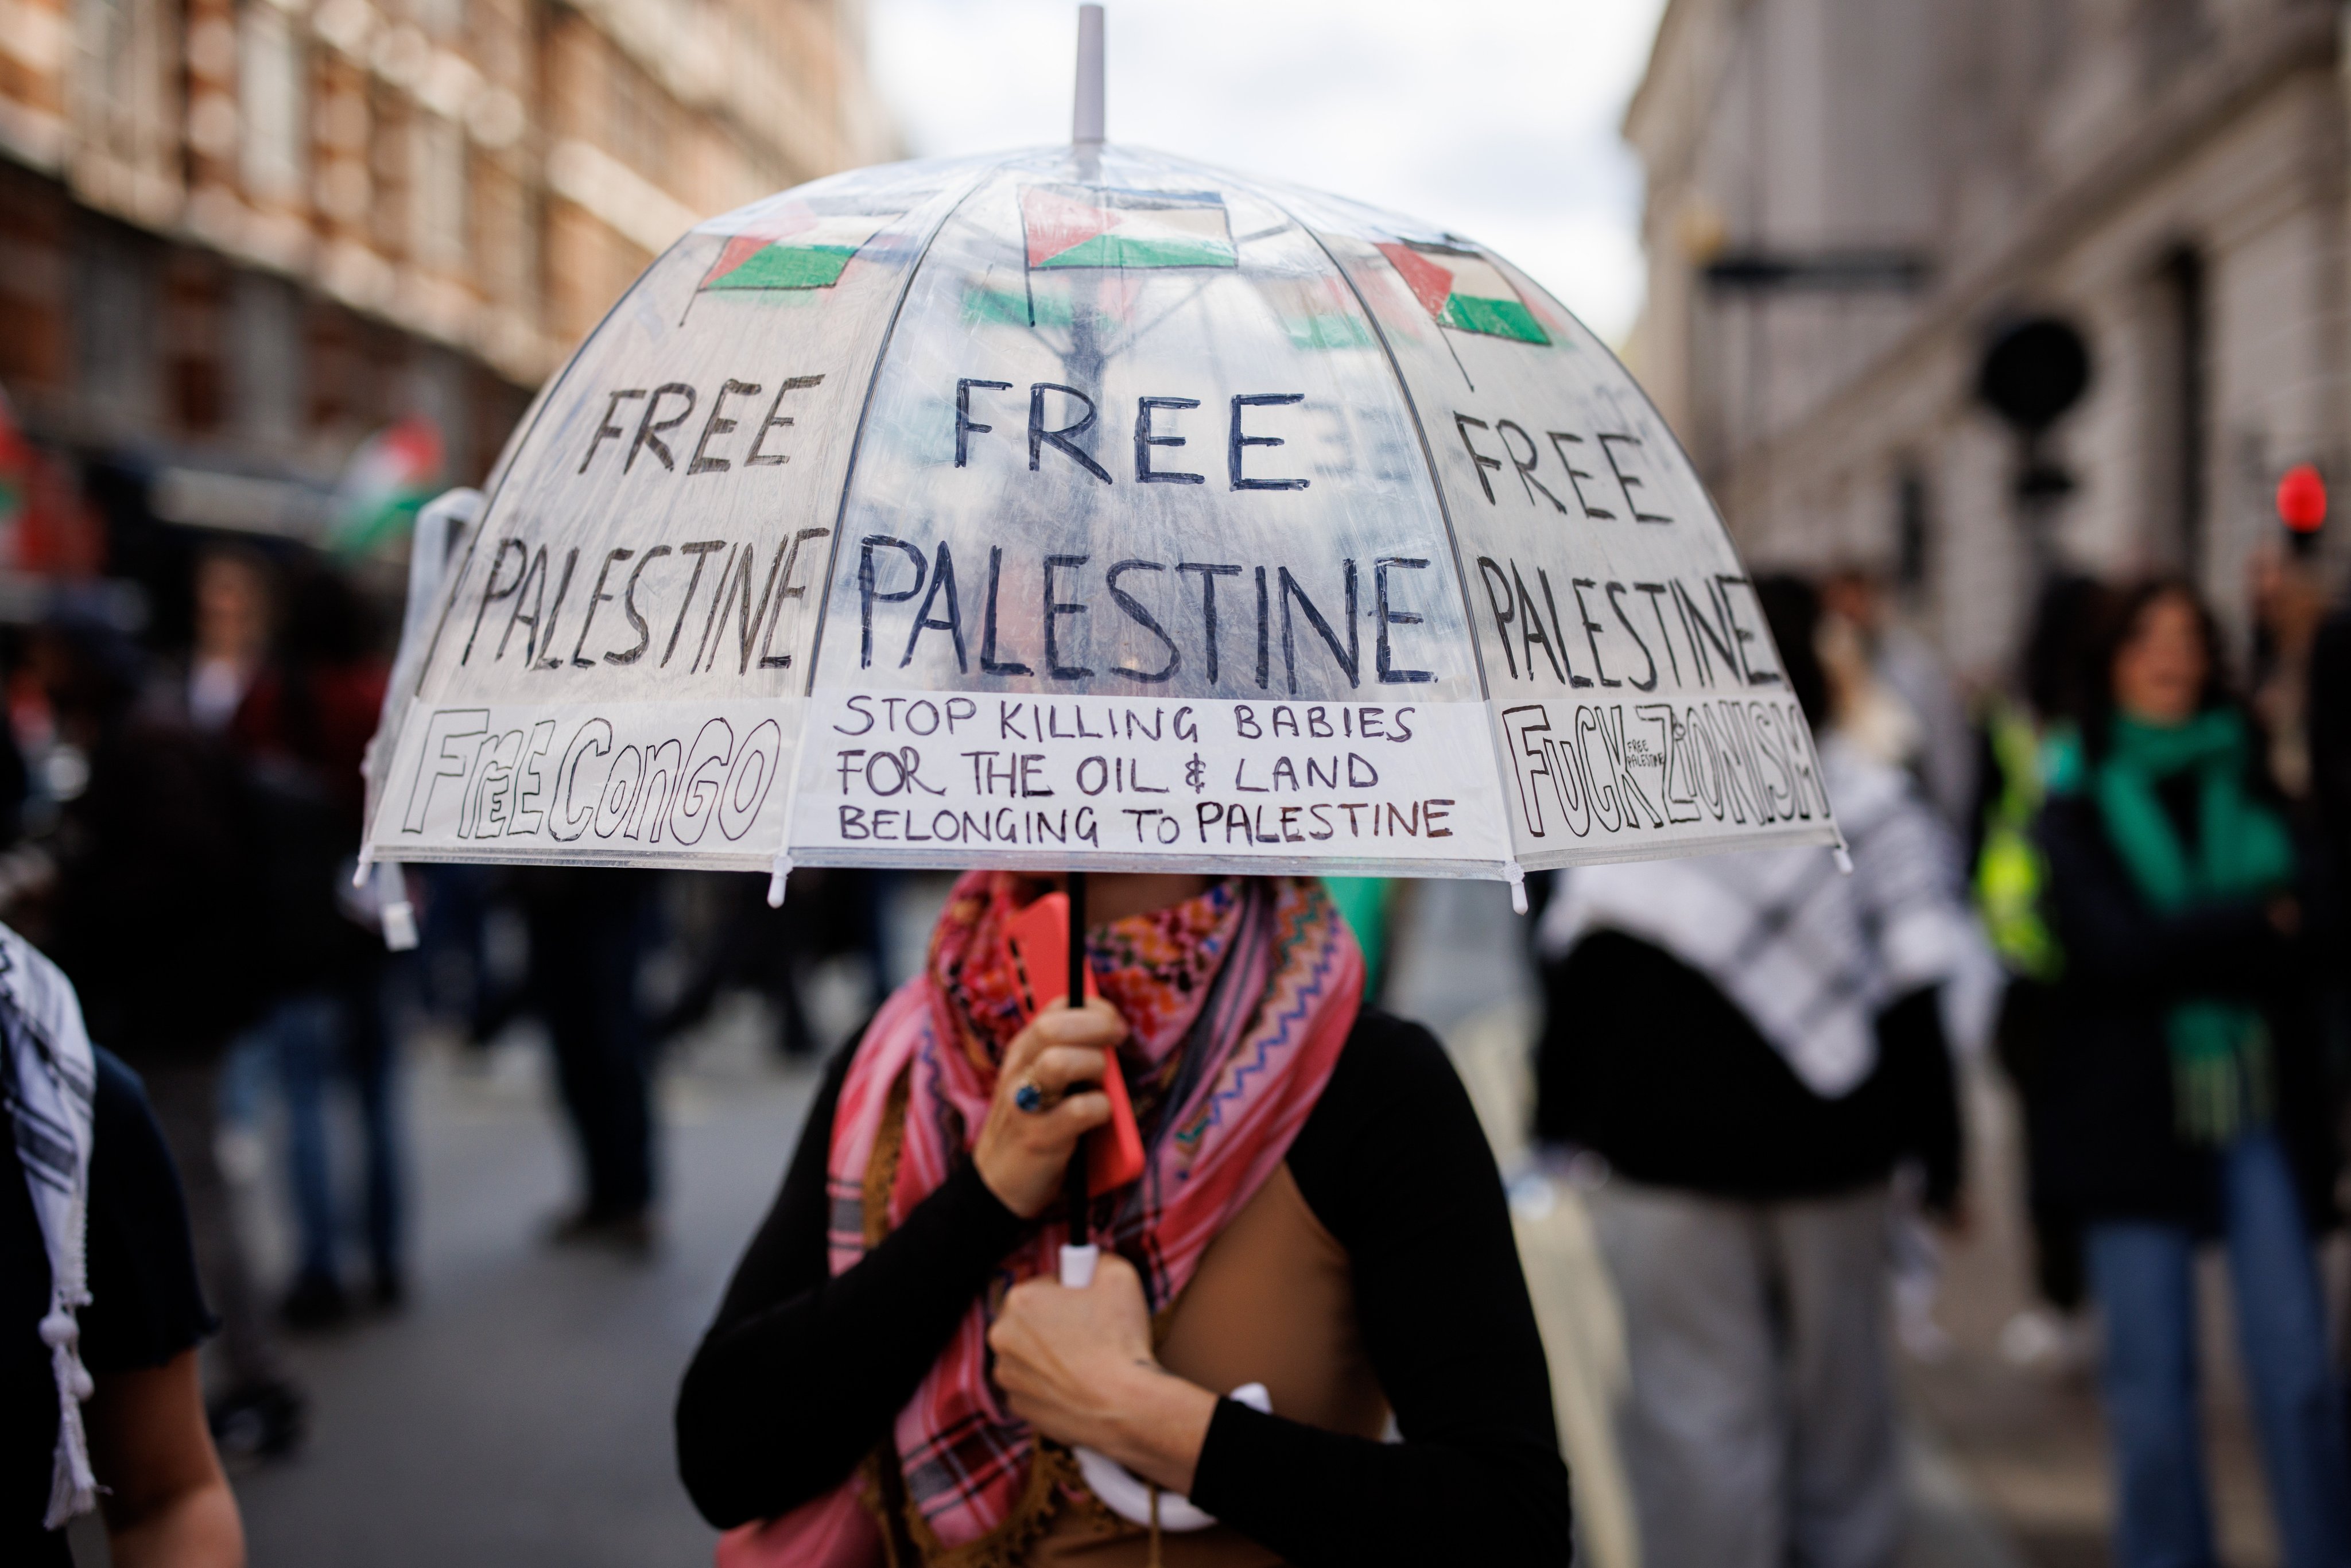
[1252,187,1520,878]
[402,224,711,707]
[796,164,1003,702]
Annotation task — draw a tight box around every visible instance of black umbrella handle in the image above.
[1064,871,1091,1249]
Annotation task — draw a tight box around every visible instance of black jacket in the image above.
[2031,791,2340,1231]
[1534,931,1961,1209]
[47,714,265,1062]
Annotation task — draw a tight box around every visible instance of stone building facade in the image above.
[1624,0,2346,678]
[0,0,891,554]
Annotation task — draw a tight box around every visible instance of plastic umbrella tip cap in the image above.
[2277,464,2326,532]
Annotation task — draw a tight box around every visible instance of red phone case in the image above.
[1004,894,1146,1196]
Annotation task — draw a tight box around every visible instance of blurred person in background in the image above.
[2034,577,2349,1568]
[1978,574,2112,1354]
[214,556,403,1326]
[31,612,300,1457]
[2247,541,2330,809]
[6,922,244,1567]
[515,866,660,1249]
[1820,566,1977,832]
[1531,575,1979,1568]
[1320,876,1401,1003]
[651,867,889,1061]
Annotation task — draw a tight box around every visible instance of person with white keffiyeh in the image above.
[4,920,243,1566]
[1529,577,1992,1568]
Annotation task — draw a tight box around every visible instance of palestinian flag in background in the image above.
[1022,186,1236,271]
[1375,242,1549,345]
[699,211,897,292]
[328,415,443,558]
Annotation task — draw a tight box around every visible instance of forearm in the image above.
[109,1476,245,1568]
[1048,1359,1220,1497]
[676,1162,1023,1527]
[1190,1402,1570,1566]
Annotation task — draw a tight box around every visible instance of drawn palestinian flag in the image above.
[1022,186,1237,271]
[1375,242,1549,345]
[699,211,897,292]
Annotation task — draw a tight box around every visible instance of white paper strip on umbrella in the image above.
[364,145,1841,887]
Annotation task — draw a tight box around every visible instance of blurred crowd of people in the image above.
[0,541,896,1474]
[9,506,2351,1568]
[1528,545,2351,1568]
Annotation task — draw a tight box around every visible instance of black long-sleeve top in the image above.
[675,1009,1572,1566]
[2032,790,2338,1228]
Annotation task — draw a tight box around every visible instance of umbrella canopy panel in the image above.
[368,145,1837,880]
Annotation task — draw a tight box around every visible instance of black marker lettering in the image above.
[955,378,1012,467]
[688,379,759,474]
[1105,560,1180,682]
[571,548,633,666]
[746,375,823,466]
[1452,413,1502,503]
[1278,562,1359,694]
[1029,383,1112,484]
[1374,557,1433,683]
[1546,430,1616,519]
[857,536,927,670]
[1230,394,1309,490]
[1043,553,1093,679]
[625,382,697,473]
[1177,561,1242,685]
[1134,396,1204,484]
[980,546,1033,677]
[606,545,671,665]
[580,390,647,473]
[1496,420,1565,511]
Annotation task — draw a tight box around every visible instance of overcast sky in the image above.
[862,0,1667,344]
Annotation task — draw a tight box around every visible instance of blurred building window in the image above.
[231,270,304,447]
[1895,463,1931,596]
[2142,0,2208,88]
[608,51,668,181]
[239,2,307,203]
[71,221,158,426]
[412,112,465,269]
[412,0,464,43]
[2032,0,2074,91]
[2150,245,2208,575]
[71,0,183,204]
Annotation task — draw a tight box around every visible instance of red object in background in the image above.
[2276,463,2327,533]
[0,385,106,576]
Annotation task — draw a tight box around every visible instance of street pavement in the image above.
[72,874,2284,1566]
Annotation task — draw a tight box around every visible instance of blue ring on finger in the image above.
[1014,1081,1045,1114]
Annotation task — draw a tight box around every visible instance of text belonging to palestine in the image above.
[794,694,1511,862]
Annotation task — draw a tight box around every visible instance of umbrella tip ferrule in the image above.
[1073,4,1105,145]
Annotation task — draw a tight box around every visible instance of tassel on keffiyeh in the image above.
[1,924,102,1527]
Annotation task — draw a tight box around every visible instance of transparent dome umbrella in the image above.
[359,17,1842,921]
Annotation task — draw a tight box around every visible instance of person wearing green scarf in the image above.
[2083,707,2296,1143]
[2035,581,2348,1568]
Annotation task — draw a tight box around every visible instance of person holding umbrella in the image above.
[677,868,1570,1565]
[355,17,1844,1565]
